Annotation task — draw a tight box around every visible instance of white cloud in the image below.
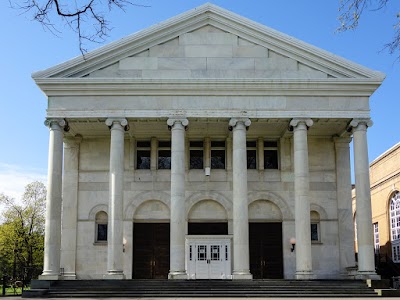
[0,163,47,199]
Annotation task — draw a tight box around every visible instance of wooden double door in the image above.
[249,222,283,279]
[132,223,170,279]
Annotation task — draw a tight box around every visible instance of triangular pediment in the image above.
[32,3,384,81]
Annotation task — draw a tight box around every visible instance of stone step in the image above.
[23,279,378,298]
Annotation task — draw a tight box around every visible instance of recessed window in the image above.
[136,141,151,169]
[158,141,171,169]
[310,210,320,242]
[95,211,108,243]
[247,141,257,169]
[211,141,225,169]
[264,141,278,169]
[190,141,204,169]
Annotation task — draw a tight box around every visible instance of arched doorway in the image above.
[132,200,170,279]
[249,200,284,279]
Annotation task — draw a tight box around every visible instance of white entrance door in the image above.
[186,236,232,279]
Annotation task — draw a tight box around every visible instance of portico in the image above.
[33,3,384,281]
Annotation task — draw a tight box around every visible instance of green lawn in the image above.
[0,285,26,296]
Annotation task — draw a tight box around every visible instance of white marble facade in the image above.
[33,4,384,280]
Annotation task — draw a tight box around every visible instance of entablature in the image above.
[36,78,382,97]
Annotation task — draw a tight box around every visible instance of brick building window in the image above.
[390,192,400,262]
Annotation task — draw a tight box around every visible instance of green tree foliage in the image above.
[338,0,400,56]
[0,181,46,284]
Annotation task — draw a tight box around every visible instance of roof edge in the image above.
[370,142,400,167]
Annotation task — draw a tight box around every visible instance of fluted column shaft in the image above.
[351,119,378,278]
[290,118,314,280]
[105,118,127,279]
[230,118,252,279]
[41,118,66,279]
[168,118,188,279]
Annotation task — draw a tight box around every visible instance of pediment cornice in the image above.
[32,3,385,82]
[35,78,382,97]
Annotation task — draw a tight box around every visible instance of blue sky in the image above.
[0,0,399,198]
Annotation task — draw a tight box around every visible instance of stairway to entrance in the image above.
[23,279,379,298]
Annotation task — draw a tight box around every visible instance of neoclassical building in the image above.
[33,4,384,280]
[353,142,400,267]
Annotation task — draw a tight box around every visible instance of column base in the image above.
[232,271,253,280]
[62,273,77,280]
[39,274,61,280]
[168,271,187,280]
[295,271,315,280]
[104,271,125,280]
[355,271,381,280]
[343,266,358,279]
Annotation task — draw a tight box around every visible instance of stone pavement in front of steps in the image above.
[12,297,397,300]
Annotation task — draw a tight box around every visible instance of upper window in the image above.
[136,141,151,169]
[190,141,204,169]
[95,211,108,242]
[211,141,225,169]
[158,141,171,169]
[264,141,278,169]
[247,141,257,169]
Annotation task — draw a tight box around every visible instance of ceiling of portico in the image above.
[65,118,351,139]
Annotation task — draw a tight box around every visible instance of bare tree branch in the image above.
[337,0,400,58]
[8,0,149,55]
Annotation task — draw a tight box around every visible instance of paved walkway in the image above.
[11,297,396,300]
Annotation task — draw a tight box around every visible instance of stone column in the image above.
[104,118,128,279]
[350,119,380,279]
[60,135,82,280]
[40,118,67,279]
[229,118,252,279]
[334,137,357,277]
[168,118,189,279]
[290,118,314,280]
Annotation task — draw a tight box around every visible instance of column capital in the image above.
[167,118,189,129]
[105,118,129,131]
[229,118,251,129]
[349,118,373,132]
[289,118,313,129]
[333,136,352,145]
[44,118,69,131]
[64,135,83,148]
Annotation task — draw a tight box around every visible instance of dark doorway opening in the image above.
[188,222,228,235]
[133,223,170,279]
[249,222,283,279]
